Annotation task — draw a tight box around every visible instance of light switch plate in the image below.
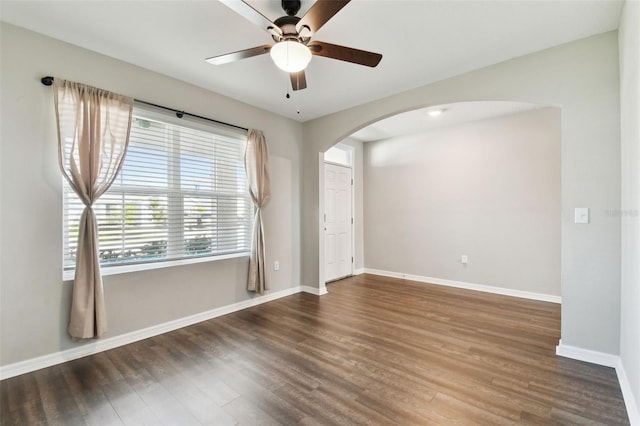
[575,207,589,224]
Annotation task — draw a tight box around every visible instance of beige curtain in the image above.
[245,129,271,294]
[53,79,133,339]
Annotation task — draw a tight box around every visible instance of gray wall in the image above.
[362,108,561,297]
[303,32,621,355]
[619,0,640,419]
[0,23,302,366]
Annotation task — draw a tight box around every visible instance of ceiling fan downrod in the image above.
[282,0,301,16]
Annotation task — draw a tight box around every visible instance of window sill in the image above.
[63,251,250,282]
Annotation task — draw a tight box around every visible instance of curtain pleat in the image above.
[245,129,271,294]
[53,79,133,339]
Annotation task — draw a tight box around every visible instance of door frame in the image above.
[319,143,356,291]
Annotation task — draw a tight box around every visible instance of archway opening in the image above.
[319,101,561,306]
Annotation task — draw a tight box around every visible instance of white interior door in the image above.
[324,163,353,282]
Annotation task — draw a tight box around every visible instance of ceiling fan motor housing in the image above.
[272,15,309,44]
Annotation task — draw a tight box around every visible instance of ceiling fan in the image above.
[206,0,383,91]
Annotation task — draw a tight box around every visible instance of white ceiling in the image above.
[0,0,623,123]
[349,101,545,142]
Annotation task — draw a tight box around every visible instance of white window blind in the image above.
[63,107,252,274]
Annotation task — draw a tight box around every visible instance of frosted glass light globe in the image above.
[270,41,312,73]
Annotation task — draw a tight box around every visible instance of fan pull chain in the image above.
[284,73,301,115]
[296,74,300,115]
[285,73,290,99]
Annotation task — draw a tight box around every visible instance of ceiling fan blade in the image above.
[308,41,382,67]
[296,0,350,35]
[206,45,271,65]
[290,71,307,91]
[219,0,282,37]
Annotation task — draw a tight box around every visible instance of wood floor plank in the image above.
[428,391,516,425]
[221,396,279,426]
[0,274,630,425]
[101,380,163,426]
[34,365,86,425]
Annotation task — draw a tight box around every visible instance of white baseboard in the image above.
[0,285,304,380]
[363,268,561,304]
[354,268,365,275]
[555,340,619,367]
[616,359,640,426]
[301,285,327,295]
[300,285,329,296]
[556,341,639,425]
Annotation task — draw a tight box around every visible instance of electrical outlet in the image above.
[461,255,468,264]
[274,261,280,271]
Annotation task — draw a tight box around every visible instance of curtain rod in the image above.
[40,76,249,132]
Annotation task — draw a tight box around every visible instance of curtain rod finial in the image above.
[41,76,54,86]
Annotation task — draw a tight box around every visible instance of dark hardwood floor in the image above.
[1,274,629,425]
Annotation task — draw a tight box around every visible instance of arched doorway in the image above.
[319,101,561,305]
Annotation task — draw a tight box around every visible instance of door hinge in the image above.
[352,257,354,263]
[351,217,354,224]
[351,178,354,185]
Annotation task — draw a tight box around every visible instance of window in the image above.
[63,107,252,278]
[324,144,353,167]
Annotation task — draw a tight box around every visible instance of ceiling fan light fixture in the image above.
[270,40,312,73]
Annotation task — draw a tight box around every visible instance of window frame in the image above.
[62,105,252,281]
